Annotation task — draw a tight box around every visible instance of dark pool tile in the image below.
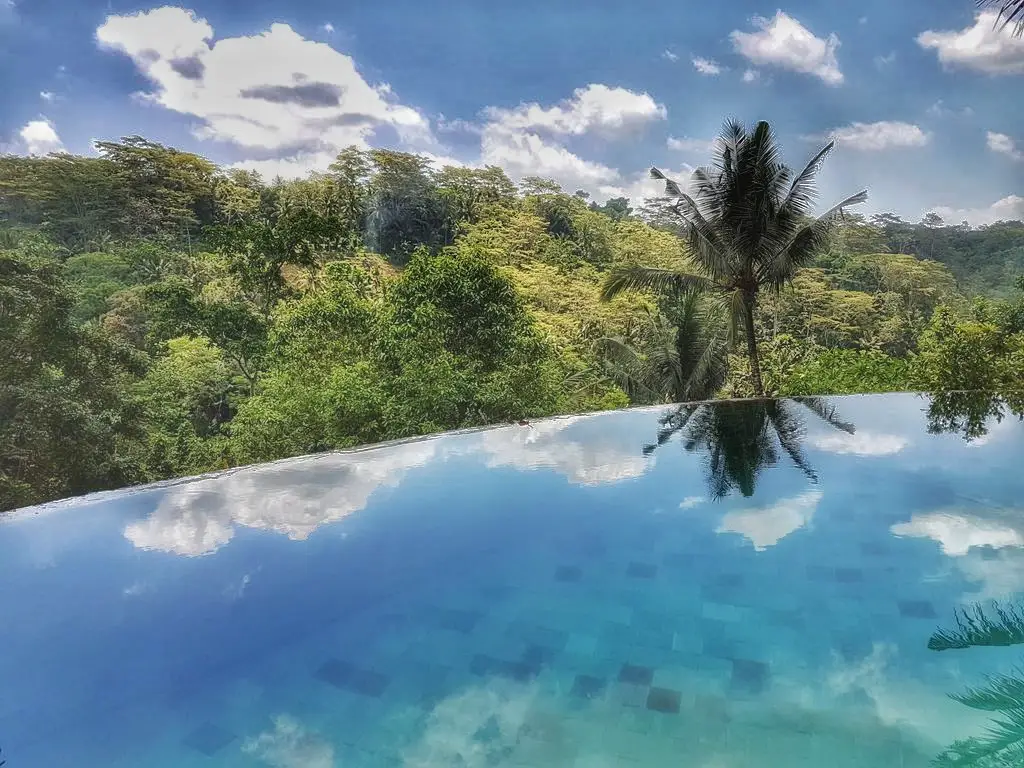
[899,600,937,619]
[646,687,681,714]
[522,644,557,666]
[731,659,769,693]
[979,546,1001,561]
[627,562,658,579]
[348,668,390,697]
[315,658,357,689]
[618,663,655,686]
[860,541,888,556]
[716,572,744,588]
[806,565,833,581]
[555,565,583,583]
[571,674,606,699]
[437,609,482,634]
[182,722,235,756]
[835,568,864,583]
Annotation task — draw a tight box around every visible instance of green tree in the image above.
[603,120,867,395]
[595,293,729,404]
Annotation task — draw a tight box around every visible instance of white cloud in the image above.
[321,22,334,33]
[931,195,1024,225]
[666,136,715,153]
[662,50,679,62]
[926,100,974,117]
[482,83,666,137]
[692,56,723,75]
[18,118,64,154]
[987,131,1024,161]
[811,121,930,150]
[480,125,619,191]
[39,90,55,102]
[742,68,760,83]
[891,511,1024,557]
[679,496,705,509]
[809,431,908,456]
[716,489,823,551]
[874,51,896,68]
[917,11,1024,75]
[96,6,432,174]
[730,12,843,85]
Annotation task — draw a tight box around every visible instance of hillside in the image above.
[1,137,1023,510]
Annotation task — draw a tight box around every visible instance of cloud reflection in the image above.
[716,489,823,551]
[243,715,335,768]
[123,413,653,556]
[124,441,436,556]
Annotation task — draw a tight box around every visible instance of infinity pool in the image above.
[3,393,1024,767]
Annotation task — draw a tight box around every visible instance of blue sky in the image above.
[1,0,1022,223]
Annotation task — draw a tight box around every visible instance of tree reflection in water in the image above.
[931,601,1024,767]
[924,391,1024,443]
[643,396,854,499]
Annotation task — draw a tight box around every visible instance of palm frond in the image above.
[650,167,683,197]
[600,266,710,302]
[935,708,1024,768]
[757,189,868,289]
[951,671,1024,712]
[980,0,1024,36]
[929,603,1024,651]
[793,396,857,434]
[779,140,834,218]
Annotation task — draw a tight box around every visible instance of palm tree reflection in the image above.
[931,601,1024,767]
[644,396,854,499]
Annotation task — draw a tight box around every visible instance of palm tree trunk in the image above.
[742,293,765,397]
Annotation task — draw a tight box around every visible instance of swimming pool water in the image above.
[3,393,1024,767]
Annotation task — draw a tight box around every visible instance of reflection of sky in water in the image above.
[2,393,1024,767]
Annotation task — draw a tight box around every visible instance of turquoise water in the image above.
[3,393,1024,767]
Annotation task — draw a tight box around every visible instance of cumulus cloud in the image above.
[39,90,55,102]
[809,121,930,150]
[716,489,823,551]
[476,84,665,194]
[480,125,619,191]
[666,136,715,153]
[482,84,665,137]
[931,195,1024,226]
[730,12,843,85]
[18,118,64,154]
[809,431,908,456]
[987,131,1024,161]
[917,11,1024,75]
[692,56,723,75]
[742,68,760,83]
[95,6,432,175]
[321,22,334,34]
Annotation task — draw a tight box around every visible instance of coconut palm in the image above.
[595,291,729,404]
[981,0,1024,36]
[643,396,855,499]
[602,119,867,396]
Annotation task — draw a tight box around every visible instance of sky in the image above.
[0,0,1022,224]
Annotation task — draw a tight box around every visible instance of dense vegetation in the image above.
[1,131,1023,511]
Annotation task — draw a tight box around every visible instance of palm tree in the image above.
[980,0,1024,36]
[642,396,855,499]
[595,291,729,404]
[602,120,867,396]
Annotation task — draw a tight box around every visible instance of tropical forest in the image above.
[2,121,1024,512]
